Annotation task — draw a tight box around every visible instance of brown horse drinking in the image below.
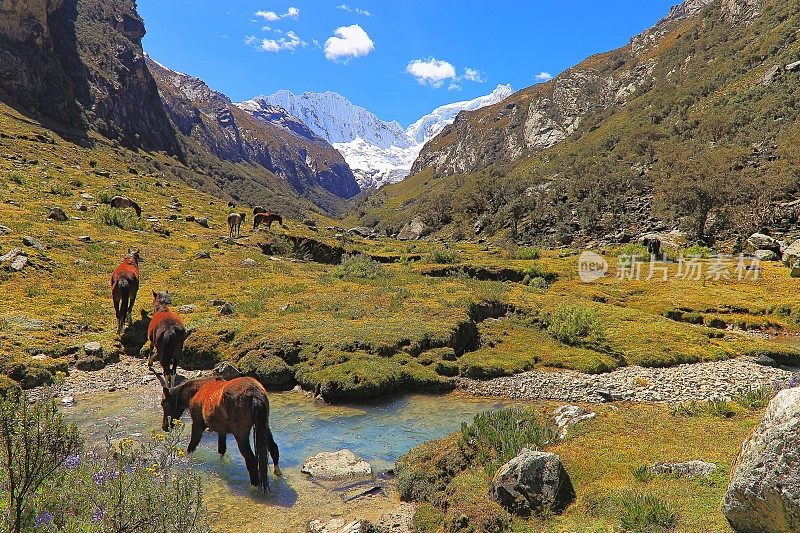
[147,291,185,387]
[161,376,281,490]
[227,212,246,238]
[109,195,142,218]
[110,249,140,335]
[253,212,283,231]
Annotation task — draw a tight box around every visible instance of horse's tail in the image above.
[113,279,129,335]
[252,396,270,491]
[161,327,184,386]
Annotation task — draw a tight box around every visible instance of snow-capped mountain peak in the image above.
[236,84,512,189]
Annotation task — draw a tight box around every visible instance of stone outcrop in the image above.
[490,449,574,516]
[724,387,800,532]
[301,450,373,480]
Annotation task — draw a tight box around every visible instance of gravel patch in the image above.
[455,357,796,403]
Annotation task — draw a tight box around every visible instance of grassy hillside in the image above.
[356,0,800,246]
[2,100,800,399]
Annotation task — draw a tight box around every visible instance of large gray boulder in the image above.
[490,449,574,516]
[754,249,779,261]
[747,233,781,253]
[724,387,800,532]
[301,450,373,480]
[397,218,427,241]
[782,240,800,266]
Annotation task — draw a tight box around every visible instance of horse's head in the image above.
[126,248,141,265]
[152,290,172,311]
[160,386,184,432]
[239,212,246,224]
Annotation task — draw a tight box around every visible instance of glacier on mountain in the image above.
[238,84,513,189]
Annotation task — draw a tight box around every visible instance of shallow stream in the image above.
[67,388,512,531]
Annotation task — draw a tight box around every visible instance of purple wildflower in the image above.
[65,454,80,469]
[92,470,106,486]
[91,508,105,523]
[35,510,53,528]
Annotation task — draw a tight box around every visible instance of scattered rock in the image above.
[308,519,363,533]
[648,460,717,479]
[303,218,317,228]
[178,304,196,313]
[196,217,209,228]
[786,60,800,72]
[77,235,91,242]
[22,235,45,251]
[747,232,781,253]
[73,259,89,266]
[724,387,800,531]
[219,302,234,315]
[195,251,211,259]
[0,225,10,235]
[60,396,75,407]
[301,450,373,480]
[47,207,67,222]
[762,64,782,85]
[80,192,94,200]
[83,342,103,357]
[754,249,779,261]
[73,202,88,212]
[753,354,777,367]
[9,255,28,271]
[213,361,243,380]
[75,356,105,371]
[552,405,596,439]
[241,258,257,267]
[348,226,373,238]
[185,214,196,222]
[0,248,22,263]
[782,239,800,266]
[397,218,427,241]
[490,449,575,516]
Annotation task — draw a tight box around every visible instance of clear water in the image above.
[66,388,512,531]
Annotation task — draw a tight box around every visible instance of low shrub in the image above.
[706,316,727,329]
[682,312,704,325]
[684,244,712,258]
[617,243,649,266]
[547,305,605,348]
[513,247,541,260]
[706,399,736,418]
[663,309,684,321]
[732,386,774,410]
[95,205,144,231]
[334,254,385,280]
[237,351,295,387]
[618,492,678,532]
[632,465,653,483]
[458,408,557,476]
[427,248,460,264]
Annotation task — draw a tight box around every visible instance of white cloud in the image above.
[535,71,553,82]
[337,4,371,15]
[324,24,374,61]
[245,30,306,53]
[255,7,300,22]
[448,82,462,91]
[463,67,485,83]
[406,58,457,88]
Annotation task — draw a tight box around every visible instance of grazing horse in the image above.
[253,206,267,216]
[110,249,140,335]
[642,236,662,258]
[147,291,185,387]
[160,376,281,490]
[253,213,283,231]
[227,212,246,238]
[109,195,142,218]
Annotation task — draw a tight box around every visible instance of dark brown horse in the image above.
[109,195,142,218]
[253,212,283,231]
[253,206,267,216]
[160,376,281,490]
[227,212,246,238]
[147,291,185,387]
[110,249,140,335]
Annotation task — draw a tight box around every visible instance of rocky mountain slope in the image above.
[358,0,800,247]
[147,58,360,207]
[0,0,179,153]
[241,85,513,189]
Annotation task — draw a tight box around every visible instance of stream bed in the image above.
[66,387,513,532]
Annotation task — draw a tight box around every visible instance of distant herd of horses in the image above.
[108,196,283,490]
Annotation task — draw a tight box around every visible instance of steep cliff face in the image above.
[147,57,360,201]
[0,0,179,152]
[411,0,767,178]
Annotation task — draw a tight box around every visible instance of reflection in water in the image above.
[67,388,511,531]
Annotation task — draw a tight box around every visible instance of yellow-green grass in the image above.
[1,101,799,398]
[401,401,760,532]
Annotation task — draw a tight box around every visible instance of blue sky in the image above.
[138,0,677,126]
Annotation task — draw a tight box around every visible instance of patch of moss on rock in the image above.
[181,330,225,370]
[237,351,295,388]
